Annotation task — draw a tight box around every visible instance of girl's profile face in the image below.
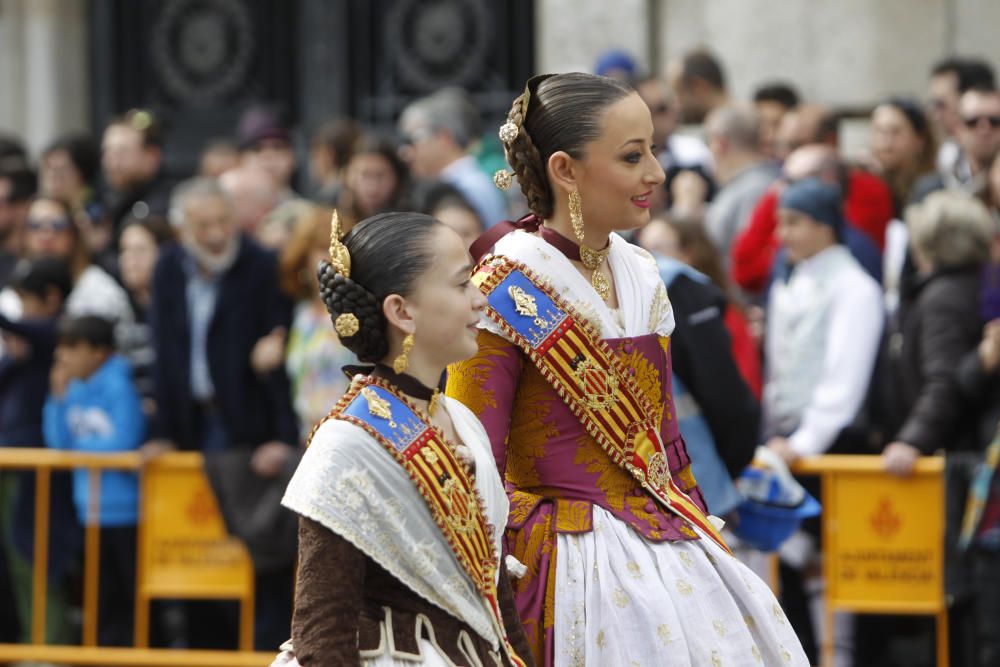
[571,93,666,234]
[404,225,485,369]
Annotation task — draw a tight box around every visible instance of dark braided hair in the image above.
[317,212,440,362]
[502,73,633,219]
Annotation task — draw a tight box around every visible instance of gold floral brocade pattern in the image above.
[446,330,512,417]
[505,506,557,666]
[505,363,561,488]
[572,432,634,514]
[614,341,666,425]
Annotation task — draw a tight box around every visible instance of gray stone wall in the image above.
[2,0,998,158]
[536,0,650,74]
[0,0,88,156]
[538,0,1000,107]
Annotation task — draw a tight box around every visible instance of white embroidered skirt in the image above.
[553,506,809,666]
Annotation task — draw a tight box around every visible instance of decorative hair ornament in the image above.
[335,313,360,338]
[328,209,360,338]
[498,122,519,144]
[497,79,533,146]
[493,169,514,190]
[328,209,351,278]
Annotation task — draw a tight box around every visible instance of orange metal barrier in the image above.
[792,455,948,667]
[0,448,275,666]
[0,449,951,666]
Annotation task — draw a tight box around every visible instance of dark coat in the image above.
[104,171,173,237]
[148,236,297,450]
[0,314,56,447]
[955,346,1000,451]
[0,314,81,580]
[881,267,983,454]
[663,263,760,477]
[290,517,535,666]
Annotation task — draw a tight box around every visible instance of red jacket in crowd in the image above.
[724,306,762,400]
[730,170,894,294]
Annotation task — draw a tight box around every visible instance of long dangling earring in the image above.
[393,333,415,374]
[569,188,612,301]
[568,190,585,243]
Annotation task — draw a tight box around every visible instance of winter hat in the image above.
[779,178,845,236]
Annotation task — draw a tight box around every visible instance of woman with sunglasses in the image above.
[22,195,132,329]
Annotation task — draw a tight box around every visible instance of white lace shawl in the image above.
[480,230,674,340]
[281,396,508,647]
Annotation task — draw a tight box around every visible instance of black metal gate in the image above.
[89,0,534,181]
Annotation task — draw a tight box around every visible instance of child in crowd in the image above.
[43,315,146,646]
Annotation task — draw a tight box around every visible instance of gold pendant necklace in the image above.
[537,225,613,301]
[580,245,612,301]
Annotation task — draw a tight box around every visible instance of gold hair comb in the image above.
[498,80,533,146]
[328,209,351,278]
[328,210,359,338]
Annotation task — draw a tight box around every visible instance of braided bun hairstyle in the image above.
[502,73,633,219]
[318,212,440,362]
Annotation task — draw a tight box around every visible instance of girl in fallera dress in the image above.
[273,212,533,666]
[447,72,809,666]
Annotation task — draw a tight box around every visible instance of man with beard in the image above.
[142,177,297,650]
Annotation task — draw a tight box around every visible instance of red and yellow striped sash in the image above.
[328,377,529,666]
[472,255,731,555]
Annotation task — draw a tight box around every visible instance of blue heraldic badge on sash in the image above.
[341,384,426,452]
[485,267,568,350]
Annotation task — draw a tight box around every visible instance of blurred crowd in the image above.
[0,44,998,665]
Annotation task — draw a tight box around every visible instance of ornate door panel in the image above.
[90,0,533,180]
[91,0,296,179]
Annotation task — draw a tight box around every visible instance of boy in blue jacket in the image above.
[43,315,146,646]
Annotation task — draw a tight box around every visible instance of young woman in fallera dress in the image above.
[272,212,533,666]
[447,72,809,667]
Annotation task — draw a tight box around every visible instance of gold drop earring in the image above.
[393,333,415,374]
[568,190,612,300]
[568,189,585,243]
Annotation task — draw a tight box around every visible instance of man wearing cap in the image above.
[763,178,884,465]
[761,178,884,663]
[593,48,638,81]
[238,106,298,201]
